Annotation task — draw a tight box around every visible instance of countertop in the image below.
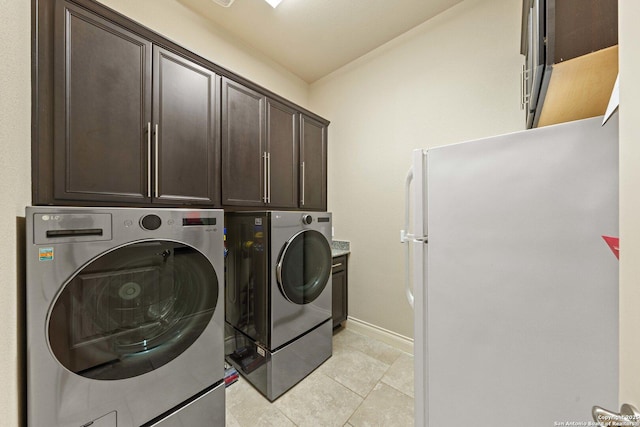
[331,240,350,258]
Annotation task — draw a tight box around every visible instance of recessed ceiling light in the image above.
[264,0,283,8]
[211,0,235,7]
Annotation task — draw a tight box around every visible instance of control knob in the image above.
[140,214,162,230]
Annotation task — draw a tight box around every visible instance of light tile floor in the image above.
[225,327,414,426]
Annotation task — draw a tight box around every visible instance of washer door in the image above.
[48,240,218,380]
[276,230,331,305]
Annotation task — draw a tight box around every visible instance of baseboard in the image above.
[345,316,414,355]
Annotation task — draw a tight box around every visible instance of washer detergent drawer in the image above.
[146,383,225,427]
[33,212,112,244]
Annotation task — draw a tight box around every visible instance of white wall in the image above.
[96,0,310,108]
[309,0,524,339]
[0,0,32,425]
[618,0,640,408]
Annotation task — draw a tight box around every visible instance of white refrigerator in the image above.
[403,115,619,427]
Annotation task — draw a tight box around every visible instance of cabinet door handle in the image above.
[154,123,159,198]
[523,66,530,105]
[267,152,271,204]
[332,263,343,268]
[520,64,525,110]
[301,161,305,206]
[263,152,268,203]
[147,122,151,197]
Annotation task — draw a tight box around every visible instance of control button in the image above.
[302,214,313,225]
[140,214,162,231]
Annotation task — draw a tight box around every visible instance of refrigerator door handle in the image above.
[401,166,413,242]
[404,238,415,309]
[402,166,415,308]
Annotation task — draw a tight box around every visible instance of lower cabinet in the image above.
[332,255,348,328]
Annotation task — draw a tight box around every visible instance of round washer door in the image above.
[276,229,332,305]
[48,240,219,380]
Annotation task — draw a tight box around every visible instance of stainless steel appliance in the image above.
[26,207,225,427]
[224,211,333,401]
[402,115,619,426]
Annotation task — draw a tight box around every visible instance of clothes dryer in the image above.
[26,207,225,427]
[225,211,333,400]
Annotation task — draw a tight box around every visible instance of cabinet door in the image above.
[332,270,347,327]
[300,115,327,211]
[332,256,348,328]
[551,0,618,65]
[153,47,219,205]
[54,1,152,203]
[221,78,265,206]
[266,99,298,208]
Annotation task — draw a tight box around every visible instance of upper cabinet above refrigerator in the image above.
[520,0,618,128]
[520,0,544,127]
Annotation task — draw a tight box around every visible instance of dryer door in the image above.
[48,240,219,380]
[276,229,332,304]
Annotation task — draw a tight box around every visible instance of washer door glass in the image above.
[276,230,331,305]
[48,240,218,380]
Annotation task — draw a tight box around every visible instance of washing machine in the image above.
[26,207,225,427]
[224,211,333,401]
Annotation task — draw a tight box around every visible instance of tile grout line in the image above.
[328,354,391,399]
[331,329,410,424]
[344,353,397,425]
[378,353,414,400]
[316,370,367,425]
[379,378,414,400]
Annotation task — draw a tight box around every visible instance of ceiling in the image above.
[177,0,463,83]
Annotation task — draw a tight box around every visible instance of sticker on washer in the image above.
[39,247,54,261]
[255,218,262,226]
[256,346,265,357]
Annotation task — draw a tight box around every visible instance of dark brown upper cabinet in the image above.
[44,0,220,206]
[221,78,266,207]
[53,1,152,204]
[266,100,299,208]
[33,0,328,210]
[221,78,300,209]
[153,47,220,205]
[300,114,327,211]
